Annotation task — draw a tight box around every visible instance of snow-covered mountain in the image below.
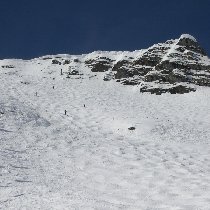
[32,34,210,95]
[1,34,210,210]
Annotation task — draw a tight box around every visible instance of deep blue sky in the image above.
[0,0,209,59]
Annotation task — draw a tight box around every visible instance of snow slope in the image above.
[0,56,210,210]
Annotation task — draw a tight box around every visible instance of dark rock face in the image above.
[121,79,140,85]
[91,63,111,72]
[113,59,141,79]
[63,60,71,65]
[177,35,206,55]
[140,84,196,95]
[1,65,15,68]
[84,34,210,94]
[168,85,196,94]
[85,57,113,72]
[145,71,187,84]
[52,59,61,65]
[128,127,135,130]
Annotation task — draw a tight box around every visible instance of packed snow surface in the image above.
[0,57,210,210]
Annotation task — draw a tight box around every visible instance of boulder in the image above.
[52,59,61,65]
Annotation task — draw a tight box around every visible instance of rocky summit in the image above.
[82,34,210,94]
[3,34,210,95]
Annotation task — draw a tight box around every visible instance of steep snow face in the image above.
[1,56,210,210]
[1,35,210,209]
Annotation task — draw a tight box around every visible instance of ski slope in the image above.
[0,57,210,210]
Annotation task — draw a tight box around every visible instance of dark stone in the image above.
[112,60,130,72]
[52,59,61,65]
[133,57,159,67]
[177,37,206,55]
[85,58,112,72]
[140,84,196,95]
[69,70,79,75]
[2,65,15,68]
[63,60,71,65]
[114,68,131,79]
[91,63,111,72]
[168,85,196,94]
[74,58,79,62]
[121,79,140,85]
[128,127,136,130]
[21,81,30,85]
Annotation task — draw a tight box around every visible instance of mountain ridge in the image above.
[1,34,210,94]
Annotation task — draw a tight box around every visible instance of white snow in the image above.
[180,34,197,42]
[0,57,210,210]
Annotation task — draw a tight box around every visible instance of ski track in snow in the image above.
[0,59,210,210]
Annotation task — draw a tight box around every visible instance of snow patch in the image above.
[180,34,197,42]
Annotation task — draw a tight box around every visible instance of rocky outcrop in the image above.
[1,65,15,68]
[85,57,113,72]
[140,84,196,95]
[63,60,71,65]
[52,59,61,65]
[83,34,210,94]
[177,34,206,55]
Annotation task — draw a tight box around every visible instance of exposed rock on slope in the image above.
[85,56,114,72]
[83,34,210,94]
[4,34,209,95]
